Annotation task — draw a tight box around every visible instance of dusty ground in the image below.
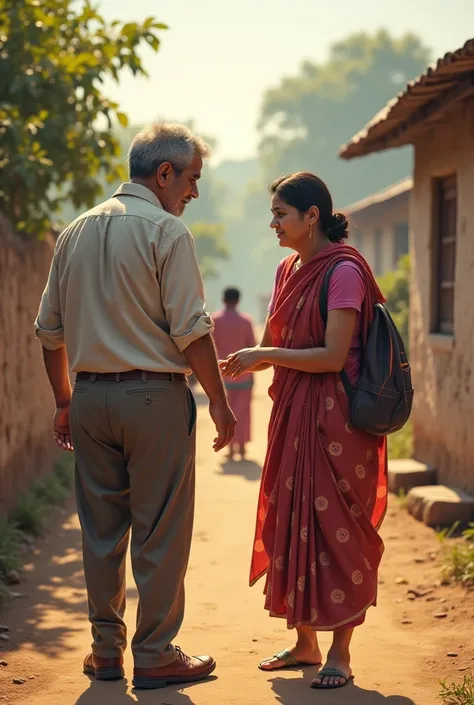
[1,368,473,705]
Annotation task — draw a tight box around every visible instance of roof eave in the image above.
[340,68,474,161]
[343,177,413,215]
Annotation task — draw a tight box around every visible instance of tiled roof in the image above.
[340,39,474,160]
[343,177,412,215]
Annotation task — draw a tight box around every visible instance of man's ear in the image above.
[156,162,173,187]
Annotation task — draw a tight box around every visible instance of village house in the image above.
[344,177,412,276]
[340,39,474,501]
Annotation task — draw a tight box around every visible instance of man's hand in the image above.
[182,334,236,452]
[209,399,236,452]
[41,346,73,451]
[53,406,74,452]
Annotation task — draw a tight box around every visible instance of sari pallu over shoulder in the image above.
[250,244,388,631]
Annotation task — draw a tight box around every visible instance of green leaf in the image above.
[145,33,160,52]
[115,111,129,128]
[121,22,138,39]
[143,16,156,29]
[143,17,168,31]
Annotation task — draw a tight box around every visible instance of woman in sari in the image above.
[220,172,387,690]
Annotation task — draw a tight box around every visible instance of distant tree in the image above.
[190,221,230,279]
[0,0,166,237]
[257,30,431,205]
[378,254,410,349]
[225,31,431,318]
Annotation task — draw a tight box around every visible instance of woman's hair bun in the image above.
[327,212,349,242]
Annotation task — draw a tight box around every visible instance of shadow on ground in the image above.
[1,502,86,658]
[73,673,417,705]
[75,675,219,705]
[269,674,416,705]
[217,459,262,482]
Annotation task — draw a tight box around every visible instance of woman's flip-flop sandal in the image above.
[259,649,322,671]
[311,667,354,689]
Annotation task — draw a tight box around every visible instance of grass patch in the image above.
[0,518,22,580]
[10,492,48,537]
[10,456,74,537]
[440,675,474,705]
[54,457,75,492]
[388,420,413,460]
[32,471,71,506]
[439,523,474,588]
[0,454,75,607]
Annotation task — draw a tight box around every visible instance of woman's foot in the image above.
[312,627,354,687]
[239,444,247,460]
[259,643,322,671]
[312,656,352,687]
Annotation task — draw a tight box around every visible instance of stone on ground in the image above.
[388,459,436,495]
[407,485,474,527]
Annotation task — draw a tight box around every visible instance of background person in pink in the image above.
[213,288,256,461]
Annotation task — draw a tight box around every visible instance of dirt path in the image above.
[1,369,473,705]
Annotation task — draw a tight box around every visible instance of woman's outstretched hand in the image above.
[219,347,265,379]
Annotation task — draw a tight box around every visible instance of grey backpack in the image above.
[319,263,414,436]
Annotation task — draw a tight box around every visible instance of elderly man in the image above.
[35,122,235,690]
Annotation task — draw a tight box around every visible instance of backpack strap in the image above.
[319,262,354,399]
[319,263,338,327]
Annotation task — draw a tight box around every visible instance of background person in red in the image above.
[213,288,256,461]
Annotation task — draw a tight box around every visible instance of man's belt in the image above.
[76,370,186,382]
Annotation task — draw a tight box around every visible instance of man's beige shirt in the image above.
[35,183,213,374]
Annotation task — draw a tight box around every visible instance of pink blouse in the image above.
[268,260,365,384]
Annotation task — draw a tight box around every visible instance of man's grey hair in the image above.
[128,122,212,178]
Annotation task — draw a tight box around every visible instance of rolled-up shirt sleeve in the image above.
[160,230,214,352]
[34,256,65,350]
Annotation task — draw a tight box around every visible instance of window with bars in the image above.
[433,175,457,335]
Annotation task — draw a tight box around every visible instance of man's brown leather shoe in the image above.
[83,653,125,681]
[132,647,216,690]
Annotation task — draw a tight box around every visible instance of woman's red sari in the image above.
[250,244,388,631]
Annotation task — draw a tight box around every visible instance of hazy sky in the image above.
[99,0,474,163]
